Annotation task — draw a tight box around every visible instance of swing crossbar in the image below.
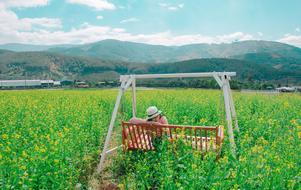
[122,121,224,153]
[120,72,236,81]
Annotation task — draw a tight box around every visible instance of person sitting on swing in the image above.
[130,106,168,125]
[130,106,168,149]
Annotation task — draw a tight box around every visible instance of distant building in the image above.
[276,87,296,92]
[106,81,118,86]
[41,80,54,87]
[75,81,89,88]
[53,81,61,86]
[293,86,301,92]
[0,80,61,89]
[96,81,106,88]
[96,81,118,88]
[60,80,73,86]
[0,80,41,88]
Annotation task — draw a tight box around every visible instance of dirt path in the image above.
[88,119,124,190]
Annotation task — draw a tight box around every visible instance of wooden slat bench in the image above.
[122,121,224,153]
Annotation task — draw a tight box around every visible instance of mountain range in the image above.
[0,40,300,84]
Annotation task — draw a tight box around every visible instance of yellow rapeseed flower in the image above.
[283,101,289,108]
[22,151,28,157]
[2,134,8,140]
[64,127,70,133]
[57,132,63,138]
[200,118,207,123]
[239,156,246,162]
[290,119,297,126]
[40,148,46,153]
[23,171,28,177]
[34,145,39,152]
[14,134,20,139]
[5,147,11,153]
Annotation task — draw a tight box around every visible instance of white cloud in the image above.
[257,32,263,37]
[120,17,140,24]
[296,27,300,32]
[118,5,126,9]
[96,15,103,20]
[0,7,62,33]
[66,0,115,10]
[159,3,184,11]
[159,3,167,7]
[0,0,49,8]
[112,28,125,33]
[0,16,256,46]
[278,34,301,48]
[0,0,259,46]
[21,18,62,29]
[0,4,273,47]
[0,2,252,46]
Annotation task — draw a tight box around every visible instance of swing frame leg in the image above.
[97,86,124,173]
[97,77,134,173]
[221,75,237,158]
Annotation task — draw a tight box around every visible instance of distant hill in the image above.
[0,51,300,84]
[0,40,300,85]
[0,51,128,81]
[0,43,76,52]
[48,40,181,63]
[2,40,301,63]
[46,39,301,63]
[231,52,301,80]
[140,58,301,83]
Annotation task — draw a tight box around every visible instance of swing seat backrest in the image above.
[122,121,224,153]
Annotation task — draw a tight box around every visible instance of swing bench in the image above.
[97,72,240,173]
[122,122,224,152]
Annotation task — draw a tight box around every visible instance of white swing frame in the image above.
[97,72,239,173]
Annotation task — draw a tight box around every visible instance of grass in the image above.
[0,89,300,189]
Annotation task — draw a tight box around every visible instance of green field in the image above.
[0,89,300,189]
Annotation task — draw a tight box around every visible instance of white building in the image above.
[0,80,41,88]
[0,80,61,88]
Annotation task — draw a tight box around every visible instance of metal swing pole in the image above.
[225,79,240,133]
[132,77,137,117]
[221,74,237,158]
[97,78,132,173]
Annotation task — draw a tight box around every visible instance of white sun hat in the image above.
[146,106,162,120]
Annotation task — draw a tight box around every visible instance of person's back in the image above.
[129,106,168,125]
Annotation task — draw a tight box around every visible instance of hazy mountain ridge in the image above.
[0,51,128,81]
[0,51,300,84]
[1,39,301,63]
[0,43,76,52]
[0,40,300,84]
[46,40,301,63]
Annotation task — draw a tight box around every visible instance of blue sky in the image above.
[0,0,301,47]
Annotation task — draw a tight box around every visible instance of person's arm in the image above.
[129,117,147,124]
[160,116,168,124]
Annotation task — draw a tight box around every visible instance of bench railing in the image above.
[122,122,224,153]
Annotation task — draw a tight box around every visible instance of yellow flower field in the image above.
[0,89,300,189]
